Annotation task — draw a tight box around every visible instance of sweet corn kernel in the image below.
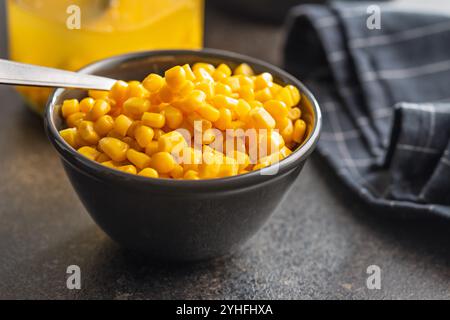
[187,114,213,132]
[135,125,154,148]
[145,140,160,156]
[78,121,100,145]
[158,131,187,153]
[181,147,202,171]
[270,83,283,95]
[288,107,301,120]
[107,130,123,139]
[287,85,301,105]
[110,81,129,104]
[61,99,79,118]
[159,84,175,103]
[202,129,217,144]
[276,87,295,107]
[196,81,215,99]
[88,99,111,121]
[199,161,221,179]
[109,104,122,118]
[170,164,184,179]
[221,76,240,92]
[97,153,111,163]
[153,128,165,140]
[216,64,232,77]
[219,159,239,177]
[214,107,233,130]
[178,81,195,98]
[235,99,251,119]
[250,101,263,108]
[182,64,196,81]
[142,112,166,128]
[234,63,254,76]
[165,66,187,91]
[127,149,151,169]
[250,108,276,129]
[255,88,272,102]
[101,160,117,169]
[199,151,224,179]
[238,76,254,88]
[66,112,85,128]
[138,168,159,178]
[264,100,288,120]
[238,85,255,101]
[183,170,200,180]
[78,146,100,161]
[151,152,176,173]
[163,105,184,129]
[60,128,79,148]
[127,81,149,98]
[197,104,220,122]
[98,137,129,162]
[114,115,133,136]
[277,117,294,144]
[179,90,206,113]
[147,92,159,106]
[118,165,137,175]
[279,146,293,159]
[126,120,142,138]
[214,82,233,96]
[254,73,273,90]
[293,119,306,143]
[193,63,215,74]
[231,120,246,130]
[123,137,143,152]
[265,130,285,154]
[194,68,214,82]
[123,97,150,119]
[213,70,228,82]
[88,89,109,100]
[212,95,239,110]
[142,74,164,93]
[257,152,282,169]
[94,115,115,136]
[79,97,95,113]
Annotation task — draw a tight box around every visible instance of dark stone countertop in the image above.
[0,4,449,300]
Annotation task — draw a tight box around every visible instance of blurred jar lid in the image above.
[11,0,192,31]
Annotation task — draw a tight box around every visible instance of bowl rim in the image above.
[44,48,322,190]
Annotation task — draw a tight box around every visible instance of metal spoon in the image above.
[0,59,117,91]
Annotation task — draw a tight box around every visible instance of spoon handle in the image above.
[0,59,117,91]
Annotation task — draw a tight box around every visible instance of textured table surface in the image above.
[0,3,449,300]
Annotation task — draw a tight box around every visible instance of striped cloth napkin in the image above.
[284,1,450,218]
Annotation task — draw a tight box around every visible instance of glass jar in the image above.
[7,0,204,113]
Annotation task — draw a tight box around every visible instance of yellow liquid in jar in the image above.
[7,0,204,113]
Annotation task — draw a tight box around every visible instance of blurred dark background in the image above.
[209,0,325,23]
[208,0,388,23]
[0,0,7,59]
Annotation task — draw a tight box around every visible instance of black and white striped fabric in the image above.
[284,1,450,218]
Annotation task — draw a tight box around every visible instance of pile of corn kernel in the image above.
[59,62,307,179]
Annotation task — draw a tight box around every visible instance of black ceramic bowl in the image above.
[44,49,322,261]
